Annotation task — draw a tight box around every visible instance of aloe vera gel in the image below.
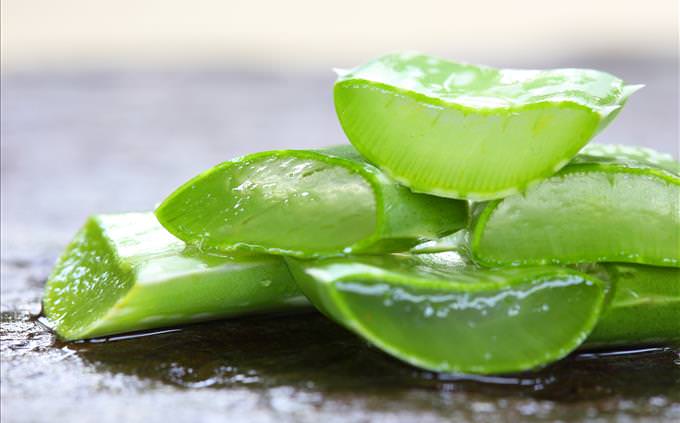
[44,52,679,376]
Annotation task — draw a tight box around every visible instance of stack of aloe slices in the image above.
[43,53,679,375]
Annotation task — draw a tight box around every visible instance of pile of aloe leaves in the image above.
[43,53,679,375]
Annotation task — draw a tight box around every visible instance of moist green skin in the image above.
[334,52,639,200]
[287,253,605,374]
[586,263,680,348]
[43,213,307,341]
[155,145,467,258]
[471,149,680,267]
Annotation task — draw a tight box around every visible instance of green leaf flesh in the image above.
[471,147,680,267]
[586,263,680,348]
[287,253,605,374]
[42,213,307,341]
[334,53,639,200]
[155,145,467,258]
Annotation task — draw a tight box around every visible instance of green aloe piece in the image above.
[587,263,680,348]
[43,213,307,341]
[155,145,467,258]
[471,145,680,267]
[287,253,605,374]
[579,143,680,175]
[418,231,679,348]
[334,53,640,200]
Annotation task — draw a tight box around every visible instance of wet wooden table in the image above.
[2,56,678,422]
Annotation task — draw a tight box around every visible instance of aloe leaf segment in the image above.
[587,263,680,347]
[287,253,605,374]
[334,53,639,200]
[471,146,680,267]
[155,145,467,258]
[42,213,307,341]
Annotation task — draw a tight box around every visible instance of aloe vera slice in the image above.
[580,143,680,175]
[155,145,467,257]
[43,213,306,341]
[334,53,640,200]
[287,253,605,374]
[471,146,680,267]
[587,263,680,347]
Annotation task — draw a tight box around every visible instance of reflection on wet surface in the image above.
[57,314,677,400]
[3,304,679,399]
[68,316,680,400]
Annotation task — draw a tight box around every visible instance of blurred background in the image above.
[2,1,677,71]
[1,0,678,255]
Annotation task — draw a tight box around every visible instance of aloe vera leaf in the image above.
[42,213,307,341]
[155,145,467,258]
[586,263,680,348]
[579,143,680,175]
[471,145,680,267]
[334,53,640,200]
[286,253,605,374]
[418,233,680,348]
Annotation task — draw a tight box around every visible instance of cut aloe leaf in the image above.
[471,145,680,267]
[334,53,640,200]
[586,263,680,348]
[580,143,680,175]
[155,145,467,258]
[43,213,307,341]
[287,253,605,374]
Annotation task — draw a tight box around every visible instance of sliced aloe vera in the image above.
[334,53,640,200]
[155,145,467,257]
[43,213,306,341]
[471,146,680,267]
[587,263,680,347]
[287,253,605,374]
[580,143,680,175]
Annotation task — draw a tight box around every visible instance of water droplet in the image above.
[260,279,272,287]
[423,305,434,318]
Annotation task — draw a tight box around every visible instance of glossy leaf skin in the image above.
[155,145,467,258]
[287,253,605,374]
[334,53,639,200]
[586,263,680,348]
[471,146,680,267]
[43,213,307,341]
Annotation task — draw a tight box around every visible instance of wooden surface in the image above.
[1,57,678,422]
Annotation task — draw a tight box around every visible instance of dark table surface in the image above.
[1,56,679,422]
